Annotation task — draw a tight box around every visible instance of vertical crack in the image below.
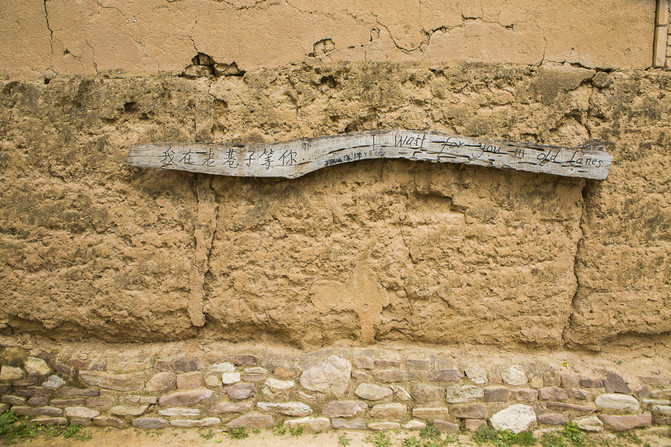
[188,174,219,327]
[43,0,54,55]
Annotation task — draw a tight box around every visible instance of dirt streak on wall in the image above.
[0,62,669,352]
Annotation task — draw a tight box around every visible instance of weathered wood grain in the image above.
[127,130,612,180]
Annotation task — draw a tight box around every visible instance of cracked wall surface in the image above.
[0,62,670,353]
[0,0,656,79]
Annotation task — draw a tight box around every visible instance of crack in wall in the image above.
[43,0,54,56]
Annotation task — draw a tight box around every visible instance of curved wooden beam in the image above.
[127,130,612,180]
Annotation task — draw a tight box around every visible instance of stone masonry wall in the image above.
[0,345,669,434]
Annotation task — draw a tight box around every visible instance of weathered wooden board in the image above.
[127,130,612,180]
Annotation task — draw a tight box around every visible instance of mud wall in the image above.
[0,1,670,352]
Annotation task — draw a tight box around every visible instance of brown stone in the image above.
[428,369,464,383]
[170,357,199,372]
[640,376,671,387]
[412,407,449,421]
[538,413,569,425]
[406,359,431,370]
[433,420,459,433]
[369,403,407,419]
[233,355,258,367]
[154,360,171,372]
[79,371,145,392]
[159,388,213,406]
[59,387,99,397]
[68,358,90,369]
[51,398,85,406]
[273,367,294,378]
[352,356,374,370]
[561,374,579,389]
[27,396,49,406]
[110,405,149,417]
[212,402,254,414]
[410,384,444,403]
[452,403,486,419]
[568,389,591,400]
[226,413,273,428]
[331,417,367,430]
[176,371,201,390]
[146,372,176,392]
[93,416,126,428]
[13,379,36,387]
[15,387,52,397]
[52,362,74,376]
[579,378,600,388]
[86,398,115,408]
[372,369,417,383]
[484,387,510,402]
[133,418,169,429]
[1,395,25,405]
[543,372,561,387]
[465,419,486,431]
[598,413,652,430]
[226,383,256,401]
[322,401,368,418]
[603,371,631,394]
[539,386,568,401]
[64,406,99,419]
[546,401,594,413]
[32,417,67,426]
[512,388,538,402]
[374,359,400,368]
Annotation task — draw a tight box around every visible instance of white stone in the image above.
[403,420,427,430]
[594,393,640,412]
[490,404,536,433]
[446,385,484,403]
[465,367,488,385]
[263,377,295,397]
[0,366,23,381]
[42,375,66,389]
[575,415,603,432]
[501,366,528,386]
[257,402,312,417]
[390,385,411,401]
[355,383,393,401]
[24,358,52,376]
[209,362,235,373]
[299,355,351,397]
[284,417,330,432]
[159,408,201,417]
[65,407,99,419]
[221,372,241,385]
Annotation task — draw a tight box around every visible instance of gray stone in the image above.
[406,359,431,370]
[446,385,484,403]
[465,367,487,385]
[133,417,169,429]
[390,385,411,401]
[59,387,99,397]
[233,355,258,366]
[159,408,201,417]
[110,405,149,417]
[226,413,273,428]
[1,395,25,405]
[352,355,374,370]
[0,366,23,381]
[42,375,66,389]
[209,362,235,373]
[452,403,486,419]
[27,396,49,406]
[403,420,427,430]
[538,413,569,425]
[284,417,330,432]
[170,357,199,372]
[485,387,510,402]
[221,372,241,385]
[568,389,591,400]
[428,369,463,383]
[212,401,253,414]
[502,366,527,386]
[652,405,671,416]
[642,399,670,405]
[411,384,444,403]
[594,393,639,411]
[374,359,400,368]
[575,415,603,432]
[490,404,537,433]
[355,383,392,401]
[373,369,417,383]
[539,386,568,401]
[300,355,351,397]
[79,371,144,392]
[598,413,651,430]
[603,371,631,394]
[370,403,406,419]
[170,418,221,428]
[159,388,213,406]
[257,402,312,417]
[93,416,126,428]
[24,358,52,376]
[560,374,579,389]
[322,400,367,418]
[52,398,85,406]
[262,377,294,398]
[579,378,600,388]
[64,406,99,419]
[434,420,459,433]
[368,422,400,431]
[512,389,538,402]
[32,417,67,425]
[546,401,594,413]
[12,406,38,416]
[412,407,449,421]
[543,372,561,387]
[331,417,367,429]
[37,407,63,416]
[86,397,114,408]
[146,372,176,392]
[226,383,256,401]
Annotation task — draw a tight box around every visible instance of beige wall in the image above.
[0,0,655,79]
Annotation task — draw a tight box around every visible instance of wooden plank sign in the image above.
[127,130,612,180]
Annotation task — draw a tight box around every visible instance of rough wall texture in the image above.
[1,62,670,351]
[0,1,669,353]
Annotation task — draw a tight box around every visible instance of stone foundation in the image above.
[1,343,669,434]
